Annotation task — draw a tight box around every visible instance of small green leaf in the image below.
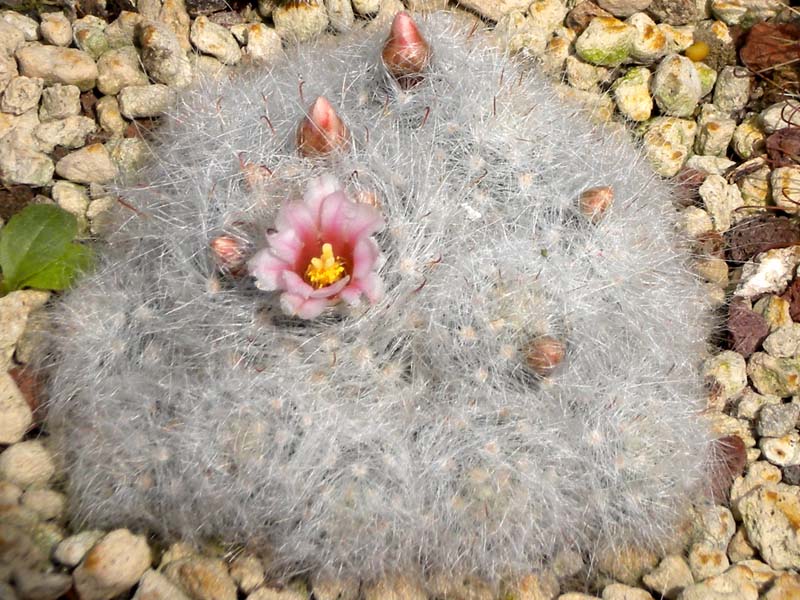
[0,204,77,291]
[17,243,94,291]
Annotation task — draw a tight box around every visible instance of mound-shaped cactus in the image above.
[43,11,715,584]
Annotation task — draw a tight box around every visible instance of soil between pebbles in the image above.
[0,0,799,599]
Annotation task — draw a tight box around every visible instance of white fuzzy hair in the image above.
[42,12,715,585]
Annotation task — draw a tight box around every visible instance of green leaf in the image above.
[0,204,77,291]
[17,243,94,291]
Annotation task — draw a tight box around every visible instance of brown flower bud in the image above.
[297,96,350,157]
[523,335,566,377]
[579,186,614,223]
[210,235,246,275]
[382,12,431,88]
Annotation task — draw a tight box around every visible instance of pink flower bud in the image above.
[296,96,350,157]
[382,12,431,88]
[523,335,566,376]
[579,186,614,223]
[210,235,247,275]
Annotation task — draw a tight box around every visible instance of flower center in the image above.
[305,243,346,288]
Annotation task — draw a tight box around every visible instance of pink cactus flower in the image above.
[248,176,385,319]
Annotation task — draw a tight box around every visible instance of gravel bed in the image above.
[0,0,799,598]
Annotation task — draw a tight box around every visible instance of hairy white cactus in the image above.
[42,11,715,585]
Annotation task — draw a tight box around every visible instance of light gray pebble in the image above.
[0,53,17,95]
[242,23,282,64]
[699,174,743,233]
[574,16,634,67]
[693,504,736,550]
[39,12,72,47]
[695,62,717,98]
[38,84,81,122]
[0,20,25,56]
[190,16,241,65]
[106,137,148,173]
[627,13,668,63]
[684,154,735,175]
[642,554,693,599]
[677,205,712,238]
[55,143,118,184]
[738,484,800,570]
[326,0,354,32]
[651,53,701,117]
[601,583,654,600]
[1,76,43,115]
[118,84,174,119]
[52,180,90,218]
[0,441,55,489]
[95,95,127,136]
[0,133,53,186]
[760,100,800,134]
[273,0,329,41]
[760,432,800,467]
[694,104,736,157]
[0,11,38,41]
[641,116,696,176]
[713,66,751,113]
[763,324,800,359]
[132,569,191,600]
[15,45,98,91]
[248,586,308,600]
[163,557,237,600]
[566,55,609,91]
[676,565,757,600]
[0,290,50,371]
[736,388,781,420]
[20,488,65,522]
[0,371,32,445]
[73,529,152,600]
[353,0,382,15]
[229,554,264,594]
[52,530,105,568]
[757,402,800,438]
[772,166,800,214]
[311,577,359,600]
[731,115,765,160]
[13,567,72,600]
[105,11,143,49]
[97,46,149,96]
[34,115,97,153]
[86,195,117,236]
[597,0,652,17]
[72,15,110,59]
[710,0,785,26]
[137,20,193,88]
[0,480,22,505]
[687,540,729,581]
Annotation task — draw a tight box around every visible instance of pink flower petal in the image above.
[351,238,381,279]
[318,191,348,238]
[282,270,316,299]
[265,229,303,264]
[275,201,318,242]
[338,285,363,306]
[309,275,350,299]
[361,272,384,303]
[248,249,288,291]
[280,293,330,319]
[304,175,342,217]
[344,203,384,239]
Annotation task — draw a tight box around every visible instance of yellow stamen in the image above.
[305,243,346,288]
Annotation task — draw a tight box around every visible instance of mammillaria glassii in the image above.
[42,11,715,586]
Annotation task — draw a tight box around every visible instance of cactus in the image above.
[42,12,715,584]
